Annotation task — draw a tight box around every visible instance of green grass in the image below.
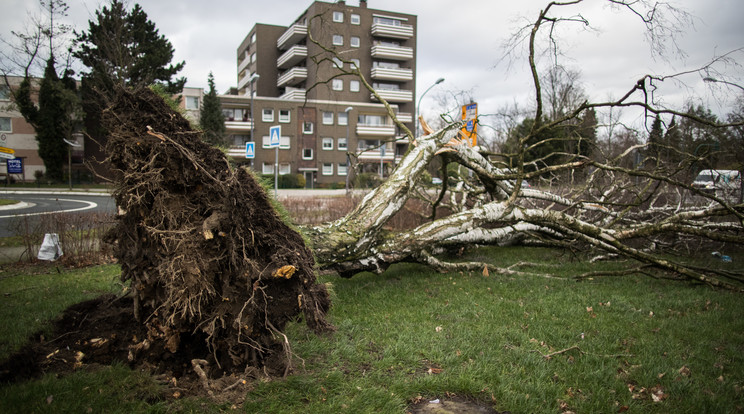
[0,199,19,206]
[1,247,743,413]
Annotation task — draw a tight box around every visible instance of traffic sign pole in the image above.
[269,125,281,198]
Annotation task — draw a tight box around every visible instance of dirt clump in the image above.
[0,86,333,397]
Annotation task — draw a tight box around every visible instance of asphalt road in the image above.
[0,193,116,238]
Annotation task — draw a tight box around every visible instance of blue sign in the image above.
[7,158,22,174]
[269,125,281,148]
[245,142,255,159]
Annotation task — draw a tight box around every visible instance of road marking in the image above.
[0,198,98,218]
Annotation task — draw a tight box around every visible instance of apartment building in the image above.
[0,77,84,182]
[223,0,417,186]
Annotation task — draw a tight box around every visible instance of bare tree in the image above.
[300,0,744,290]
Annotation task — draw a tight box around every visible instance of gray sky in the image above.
[2,0,743,134]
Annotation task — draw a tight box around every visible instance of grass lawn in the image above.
[0,247,742,413]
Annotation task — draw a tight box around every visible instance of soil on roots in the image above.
[0,86,334,400]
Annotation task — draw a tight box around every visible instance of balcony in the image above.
[358,149,396,162]
[277,23,307,50]
[277,67,307,87]
[395,112,413,123]
[277,45,307,68]
[224,120,254,132]
[227,145,249,158]
[280,87,306,100]
[356,124,396,136]
[371,44,413,61]
[238,54,250,74]
[371,89,413,103]
[371,22,414,39]
[371,66,413,81]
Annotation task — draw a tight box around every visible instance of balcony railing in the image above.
[371,44,413,61]
[224,120,254,132]
[227,145,249,158]
[277,67,308,87]
[280,87,306,100]
[371,22,414,39]
[371,89,413,103]
[277,45,307,68]
[277,23,307,50]
[356,124,396,136]
[370,66,413,81]
[395,112,413,123]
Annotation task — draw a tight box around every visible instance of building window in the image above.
[251,33,256,44]
[350,80,360,92]
[222,108,244,122]
[322,163,334,176]
[338,163,348,176]
[350,13,360,25]
[337,137,347,150]
[332,79,343,91]
[303,148,314,160]
[0,117,10,132]
[279,163,291,175]
[350,36,360,48]
[351,59,360,70]
[332,57,343,68]
[262,135,291,149]
[185,96,199,110]
[333,11,344,23]
[262,163,274,175]
[279,109,290,123]
[322,111,334,125]
[332,34,343,46]
[303,121,314,134]
[262,108,274,122]
[250,52,256,63]
[358,114,386,126]
[0,86,9,100]
[322,137,334,150]
[337,111,348,126]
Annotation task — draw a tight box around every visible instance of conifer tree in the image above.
[200,72,225,146]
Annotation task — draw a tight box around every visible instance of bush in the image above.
[260,173,306,189]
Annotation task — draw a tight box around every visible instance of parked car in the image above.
[691,169,741,199]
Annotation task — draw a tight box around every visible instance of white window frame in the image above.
[350,36,360,48]
[333,11,344,23]
[0,117,11,133]
[351,59,360,69]
[332,79,343,91]
[262,108,274,122]
[279,109,291,123]
[332,34,343,46]
[262,163,274,175]
[322,163,334,176]
[322,137,334,150]
[337,112,348,126]
[279,163,291,175]
[185,96,199,110]
[1,85,11,100]
[332,57,343,68]
[322,111,334,125]
[350,13,360,25]
[349,80,360,92]
[303,121,314,134]
[337,137,347,151]
[302,148,314,160]
[337,163,348,176]
[262,135,291,149]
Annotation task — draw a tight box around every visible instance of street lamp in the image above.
[344,106,353,192]
[415,77,444,138]
[703,77,744,92]
[249,73,260,145]
[63,138,81,190]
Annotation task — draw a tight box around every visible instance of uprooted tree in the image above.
[96,0,742,386]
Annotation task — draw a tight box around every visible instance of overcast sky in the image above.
[2,0,743,134]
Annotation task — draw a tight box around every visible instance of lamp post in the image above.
[415,77,444,138]
[63,138,81,190]
[703,77,744,92]
[344,106,353,193]
[248,73,260,146]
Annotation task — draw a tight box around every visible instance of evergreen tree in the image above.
[13,56,78,182]
[646,114,664,163]
[200,72,225,146]
[74,0,185,99]
[662,116,682,166]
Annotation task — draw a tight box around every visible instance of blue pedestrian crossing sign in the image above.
[245,142,255,159]
[269,125,281,148]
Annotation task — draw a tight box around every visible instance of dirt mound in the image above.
[0,87,334,394]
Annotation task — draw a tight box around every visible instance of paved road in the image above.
[0,193,116,238]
